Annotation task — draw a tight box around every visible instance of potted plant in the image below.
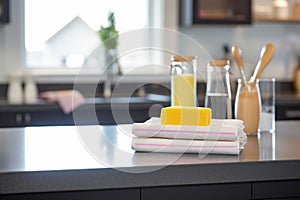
[99,11,121,75]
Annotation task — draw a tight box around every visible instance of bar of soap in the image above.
[160,106,211,126]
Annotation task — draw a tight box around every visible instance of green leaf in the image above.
[98,12,119,50]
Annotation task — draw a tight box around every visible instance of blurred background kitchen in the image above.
[0,0,299,127]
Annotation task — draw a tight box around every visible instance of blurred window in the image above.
[24,0,148,70]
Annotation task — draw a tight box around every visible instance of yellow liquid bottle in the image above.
[170,56,197,107]
[172,74,196,106]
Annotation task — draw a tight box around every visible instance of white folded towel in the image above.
[131,117,247,155]
[132,137,243,155]
[132,117,246,141]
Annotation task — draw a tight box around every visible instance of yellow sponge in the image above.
[160,106,211,126]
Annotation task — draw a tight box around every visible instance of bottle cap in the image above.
[172,56,196,62]
[209,60,230,67]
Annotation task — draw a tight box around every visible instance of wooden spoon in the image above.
[232,45,248,84]
[250,43,275,83]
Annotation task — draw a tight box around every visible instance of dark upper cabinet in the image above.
[180,0,252,25]
[0,0,9,23]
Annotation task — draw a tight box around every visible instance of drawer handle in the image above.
[16,114,22,124]
[25,113,31,123]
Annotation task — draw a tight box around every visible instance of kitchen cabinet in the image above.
[0,0,9,23]
[0,105,74,127]
[142,180,300,200]
[179,0,252,25]
[252,180,300,199]
[2,181,300,200]
[0,96,169,127]
[142,183,251,200]
[0,106,126,127]
[0,112,32,127]
[1,188,140,200]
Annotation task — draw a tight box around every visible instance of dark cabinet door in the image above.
[0,112,24,127]
[252,180,300,199]
[1,188,140,200]
[142,183,251,200]
[0,110,75,128]
[28,110,75,126]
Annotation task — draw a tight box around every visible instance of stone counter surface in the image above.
[0,121,299,196]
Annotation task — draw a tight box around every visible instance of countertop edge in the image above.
[1,159,299,195]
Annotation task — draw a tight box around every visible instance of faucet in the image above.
[103,49,121,97]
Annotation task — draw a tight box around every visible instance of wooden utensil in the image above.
[250,43,275,83]
[232,45,248,84]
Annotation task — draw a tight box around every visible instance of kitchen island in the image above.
[0,121,300,199]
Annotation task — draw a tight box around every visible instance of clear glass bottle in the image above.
[205,60,232,119]
[170,56,197,107]
[235,79,261,135]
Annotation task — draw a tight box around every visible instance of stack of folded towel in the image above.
[131,117,247,155]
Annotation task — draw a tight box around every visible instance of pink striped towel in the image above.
[131,117,247,155]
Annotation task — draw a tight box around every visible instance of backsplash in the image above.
[179,22,299,81]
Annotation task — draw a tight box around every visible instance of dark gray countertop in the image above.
[0,121,299,194]
[0,93,298,111]
[0,94,171,111]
